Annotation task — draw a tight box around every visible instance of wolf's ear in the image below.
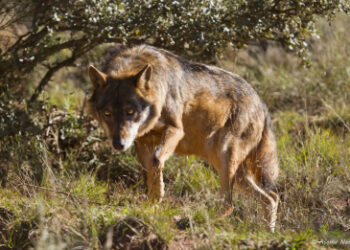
[88,65,107,90]
[135,64,152,90]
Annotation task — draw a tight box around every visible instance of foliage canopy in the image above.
[0,0,348,100]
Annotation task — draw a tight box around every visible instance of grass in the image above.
[1,14,350,249]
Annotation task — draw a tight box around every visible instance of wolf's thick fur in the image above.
[87,45,279,231]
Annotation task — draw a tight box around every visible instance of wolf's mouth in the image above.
[112,139,126,151]
[112,130,137,152]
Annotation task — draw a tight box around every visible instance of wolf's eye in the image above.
[104,110,111,117]
[126,109,134,116]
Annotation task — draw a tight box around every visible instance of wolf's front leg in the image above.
[153,124,184,168]
[146,163,165,200]
[135,142,164,200]
[148,124,184,199]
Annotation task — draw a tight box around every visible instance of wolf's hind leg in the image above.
[135,142,164,200]
[217,145,246,218]
[235,168,278,232]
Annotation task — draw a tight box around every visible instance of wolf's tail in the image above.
[255,113,279,190]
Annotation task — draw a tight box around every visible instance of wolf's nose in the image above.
[113,139,125,151]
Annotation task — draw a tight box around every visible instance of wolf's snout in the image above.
[113,138,125,151]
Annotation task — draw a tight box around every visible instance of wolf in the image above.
[87,45,279,231]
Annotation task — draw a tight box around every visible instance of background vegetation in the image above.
[0,1,350,249]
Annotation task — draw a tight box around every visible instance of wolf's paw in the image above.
[219,204,234,219]
[152,154,164,170]
[152,155,161,169]
[148,190,164,203]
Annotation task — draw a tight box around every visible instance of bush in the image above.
[0,0,348,101]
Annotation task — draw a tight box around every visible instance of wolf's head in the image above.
[87,65,159,151]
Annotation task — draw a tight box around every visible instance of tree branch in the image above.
[29,56,76,102]
[29,36,104,102]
